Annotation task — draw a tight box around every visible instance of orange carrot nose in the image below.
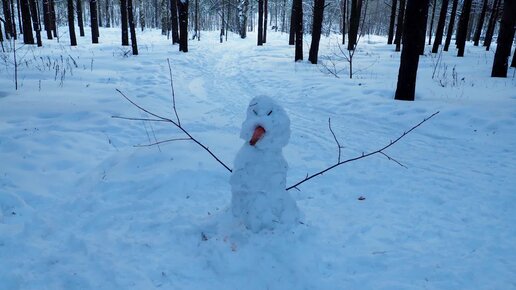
[249,126,266,146]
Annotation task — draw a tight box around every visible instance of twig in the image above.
[328,118,342,163]
[134,137,192,147]
[286,111,440,191]
[167,58,180,126]
[114,89,233,173]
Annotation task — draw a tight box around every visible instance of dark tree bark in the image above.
[394,0,405,52]
[127,0,138,55]
[98,0,102,27]
[238,0,249,39]
[395,0,430,101]
[170,0,179,44]
[443,0,458,51]
[105,0,111,27]
[20,0,34,44]
[9,0,17,39]
[431,0,449,53]
[90,0,99,43]
[418,1,429,55]
[16,0,22,33]
[484,0,501,50]
[428,0,436,45]
[120,0,129,45]
[347,0,362,51]
[0,21,3,42]
[68,0,77,46]
[491,0,516,77]
[456,0,472,57]
[294,0,303,61]
[473,0,488,46]
[263,0,267,43]
[257,0,263,45]
[43,0,52,39]
[387,0,397,44]
[49,0,57,37]
[342,0,347,44]
[308,0,325,64]
[193,0,199,39]
[2,0,13,39]
[77,0,85,36]
[511,47,516,67]
[177,0,188,52]
[289,0,295,44]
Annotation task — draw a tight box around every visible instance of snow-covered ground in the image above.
[0,28,515,289]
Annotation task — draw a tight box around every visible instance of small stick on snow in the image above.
[134,137,192,147]
[286,111,440,191]
[167,58,181,127]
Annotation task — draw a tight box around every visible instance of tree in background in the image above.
[387,0,397,44]
[293,0,302,61]
[443,0,458,51]
[456,0,472,57]
[473,0,488,46]
[395,0,430,101]
[177,0,188,52]
[90,0,100,43]
[257,0,263,45]
[121,0,129,45]
[20,0,34,44]
[427,0,436,45]
[68,0,77,46]
[491,0,515,77]
[238,0,248,38]
[308,0,325,64]
[127,0,138,55]
[417,1,429,55]
[394,0,405,52]
[341,0,347,45]
[484,0,501,50]
[347,0,362,51]
[77,0,85,37]
[170,0,179,44]
[431,0,449,53]
[2,0,13,39]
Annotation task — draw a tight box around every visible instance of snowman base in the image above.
[231,190,299,233]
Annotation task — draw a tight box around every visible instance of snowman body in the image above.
[230,96,299,232]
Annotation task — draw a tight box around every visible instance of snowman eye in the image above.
[253,109,258,115]
[267,110,272,116]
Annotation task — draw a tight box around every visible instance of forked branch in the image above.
[286,111,440,191]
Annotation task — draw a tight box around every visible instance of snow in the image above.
[230,95,299,232]
[0,28,515,289]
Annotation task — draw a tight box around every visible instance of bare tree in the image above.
[178,0,188,52]
[456,0,472,57]
[90,0,99,43]
[170,0,179,44]
[128,0,138,55]
[77,0,85,36]
[431,0,448,53]
[68,0,77,46]
[238,0,249,38]
[309,0,325,64]
[293,0,302,61]
[121,0,129,45]
[347,0,362,51]
[387,0,397,44]
[473,0,488,46]
[395,0,430,101]
[394,0,405,52]
[28,0,42,46]
[20,0,34,44]
[491,0,515,77]
[483,0,501,50]
[443,0,458,51]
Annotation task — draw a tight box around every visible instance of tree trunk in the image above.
[473,0,488,46]
[431,0,448,53]
[177,0,188,52]
[294,0,302,61]
[257,0,263,45]
[2,0,13,39]
[10,0,17,39]
[90,0,99,43]
[387,0,397,44]
[20,0,34,44]
[77,0,85,36]
[308,0,325,64]
[28,0,42,46]
[418,1,429,55]
[238,0,248,38]
[139,0,145,31]
[170,0,179,44]
[395,0,429,101]
[491,0,515,77]
[68,0,77,46]
[347,0,362,51]
[263,0,267,43]
[120,0,129,45]
[484,0,501,50]
[341,0,346,45]
[42,0,52,39]
[105,0,111,27]
[127,0,138,55]
[394,0,405,52]
[443,0,458,51]
[511,47,516,67]
[456,0,472,57]
[428,0,436,45]
[98,0,103,27]
[289,0,295,44]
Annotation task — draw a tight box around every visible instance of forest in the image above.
[0,0,515,289]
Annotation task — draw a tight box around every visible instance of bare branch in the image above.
[134,137,192,147]
[328,118,342,163]
[379,151,407,169]
[111,116,170,122]
[286,111,440,191]
[114,89,233,173]
[167,58,181,127]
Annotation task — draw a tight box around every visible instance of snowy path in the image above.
[1,29,515,289]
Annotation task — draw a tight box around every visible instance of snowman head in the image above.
[240,95,291,149]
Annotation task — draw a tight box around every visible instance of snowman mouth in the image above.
[249,125,266,146]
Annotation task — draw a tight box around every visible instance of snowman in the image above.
[230,96,299,232]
